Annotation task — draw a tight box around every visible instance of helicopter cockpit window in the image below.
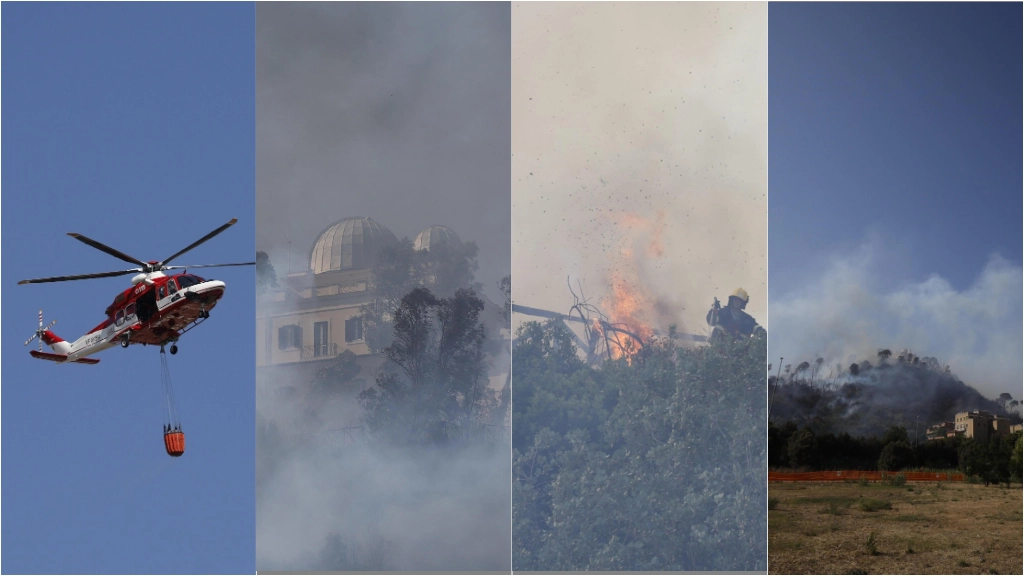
[166,279,178,294]
[126,303,136,318]
[116,309,125,326]
[157,286,167,300]
[176,275,200,289]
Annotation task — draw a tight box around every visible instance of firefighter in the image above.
[706,288,765,339]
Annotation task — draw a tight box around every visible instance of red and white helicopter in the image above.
[21,218,254,364]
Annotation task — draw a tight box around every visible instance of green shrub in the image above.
[865,532,879,555]
[819,499,849,516]
[881,471,906,486]
[859,498,892,512]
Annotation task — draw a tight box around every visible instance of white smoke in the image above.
[511,2,767,335]
[770,238,1022,400]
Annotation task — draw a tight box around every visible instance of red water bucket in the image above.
[164,430,185,457]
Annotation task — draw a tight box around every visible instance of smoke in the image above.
[256,2,510,301]
[769,237,1023,400]
[256,3,511,571]
[770,362,1019,438]
[255,362,512,572]
[257,437,511,571]
[511,3,767,335]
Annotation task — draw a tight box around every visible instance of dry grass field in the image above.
[768,481,1022,574]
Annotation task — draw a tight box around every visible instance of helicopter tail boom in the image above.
[39,329,72,355]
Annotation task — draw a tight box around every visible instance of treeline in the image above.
[513,321,766,571]
[769,421,1023,485]
[767,350,1020,438]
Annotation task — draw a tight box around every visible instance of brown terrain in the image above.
[769,481,1023,575]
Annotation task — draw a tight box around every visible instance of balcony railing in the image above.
[300,342,339,360]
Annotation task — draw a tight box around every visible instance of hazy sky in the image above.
[2,4,255,573]
[512,3,767,338]
[254,4,512,571]
[256,2,511,302]
[768,3,1022,398]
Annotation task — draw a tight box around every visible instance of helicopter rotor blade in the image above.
[18,269,141,285]
[24,334,38,347]
[163,261,256,270]
[67,233,148,267]
[161,218,239,267]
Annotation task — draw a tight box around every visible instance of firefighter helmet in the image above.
[731,288,750,303]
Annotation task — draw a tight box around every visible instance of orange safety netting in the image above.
[768,470,963,482]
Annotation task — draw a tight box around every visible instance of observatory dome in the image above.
[413,225,462,252]
[309,217,398,273]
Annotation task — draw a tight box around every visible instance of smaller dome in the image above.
[414,225,462,252]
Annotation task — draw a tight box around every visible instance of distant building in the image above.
[953,410,1012,443]
[1011,424,1023,434]
[256,217,508,428]
[925,421,955,441]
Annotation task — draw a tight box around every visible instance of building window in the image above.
[278,325,301,350]
[345,316,363,342]
[314,321,329,357]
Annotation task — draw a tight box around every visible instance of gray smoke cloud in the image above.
[256,3,511,571]
[257,2,510,301]
[769,236,1023,400]
[512,2,767,335]
[256,437,511,571]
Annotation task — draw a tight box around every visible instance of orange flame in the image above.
[597,210,667,361]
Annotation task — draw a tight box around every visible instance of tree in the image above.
[877,440,914,471]
[309,530,393,572]
[313,533,352,571]
[256,251,279,295]
[795,361,810,376]
[496,275,512,425]
[360,238,482,353]
[881,426,909,446]
[513,323,767,570]
[427,240,482,298]
[958,438,989,481]
[848,363,860,376]
[359,287,495,444]
[360,239,423,353]
[811,357,824,384]
[1011,435,1023,482]
[500,275,511,329]
[310,349,361,395]
[787,428,818,468]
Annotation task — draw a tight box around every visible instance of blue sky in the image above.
[768,3,1022,396]
[2,4,255,573]
[769,2,1022,296]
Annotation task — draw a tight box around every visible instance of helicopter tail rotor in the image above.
[24,309,57,352]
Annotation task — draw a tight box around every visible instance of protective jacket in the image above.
[707,304,764,338]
